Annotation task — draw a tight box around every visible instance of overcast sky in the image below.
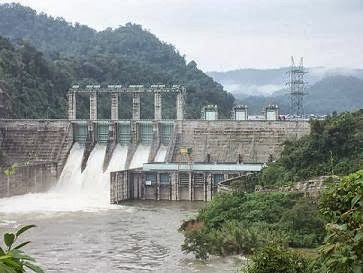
[1,0,362,71]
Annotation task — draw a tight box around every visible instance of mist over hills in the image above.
[233,75,363,115]
[208,67,363,97]
[0,3,234,119]
[208,68,363,114]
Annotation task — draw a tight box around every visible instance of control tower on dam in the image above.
[0,84,310,200]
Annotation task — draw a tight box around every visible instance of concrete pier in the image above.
[67,92,76,120]
[176,92,184,120]
[111,93,119,121]
[154,92,162,120]
[90,93,97,121]
[132,93,141,120]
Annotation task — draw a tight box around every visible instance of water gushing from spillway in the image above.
[107,144,128,172]
[154,145,167,162]
[129,144,151,169]
[0,143,116,213]
[0,141,153,213]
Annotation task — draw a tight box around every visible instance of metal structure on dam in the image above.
[0,84,310,201]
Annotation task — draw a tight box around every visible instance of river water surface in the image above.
[0,201,243,273]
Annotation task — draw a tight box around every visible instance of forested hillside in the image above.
[0,37,68,118]
[0,3,234,118]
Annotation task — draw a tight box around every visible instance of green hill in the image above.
[0,3,234,119]
[0,37,68,118]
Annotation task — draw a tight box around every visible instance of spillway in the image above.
[154,145,167,162]
[54,142,84,193]
[129,144,151,169]
[80,144,108,195]
[107,144,128,172]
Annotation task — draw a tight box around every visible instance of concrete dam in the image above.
[0,85,310,203]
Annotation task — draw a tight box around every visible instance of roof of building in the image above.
[142,162,263,172]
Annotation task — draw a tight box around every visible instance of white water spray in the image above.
[154,145,167,162]
[107,144,128,172]
[129,144,151,169]
[0,143,120,213]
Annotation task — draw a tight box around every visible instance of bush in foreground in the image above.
[243,243,311,273]
[179,192,324,259]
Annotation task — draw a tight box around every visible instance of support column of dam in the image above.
[132,93,141,120]
[176,92,184,121]
[90,92,97,121]
[131,92,141,145]
[67,92,76,120]
[154,92,162,120]
[111,92,119,121]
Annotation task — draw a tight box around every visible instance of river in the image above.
[0,201,243,273]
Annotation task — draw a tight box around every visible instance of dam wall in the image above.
[0,119,310,198]
[172,120,310,163]
[0,120,73,171]
[0,162,57,198]
[0,119,73,197]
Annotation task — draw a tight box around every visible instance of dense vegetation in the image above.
[0,37,68,118]
[0,3,234,119]
[317,170,363,273]
[259,110,363,186]
[244,170,363,273]
[244,243,312,273]
[179,192,325,259]
[0,225,44,273]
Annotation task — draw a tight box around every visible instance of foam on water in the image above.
[129,144,151,169]
[154,145,167,162]
[0,143,124,214]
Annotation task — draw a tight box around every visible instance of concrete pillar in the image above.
[189,172,193,201]
[154,92,162,120]
[67,92,76,120]
[206,173,212,201]
[89,92,97,121]
[111,92,119,121]
[176,92,184,120]
[171,172,178,200]
[156,173,160,200]
[132,93,141,120]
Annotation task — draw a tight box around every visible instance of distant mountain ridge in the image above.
[208,67,363,97]
[236,75,363,115]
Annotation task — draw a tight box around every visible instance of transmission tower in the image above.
[287,57,307,117]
